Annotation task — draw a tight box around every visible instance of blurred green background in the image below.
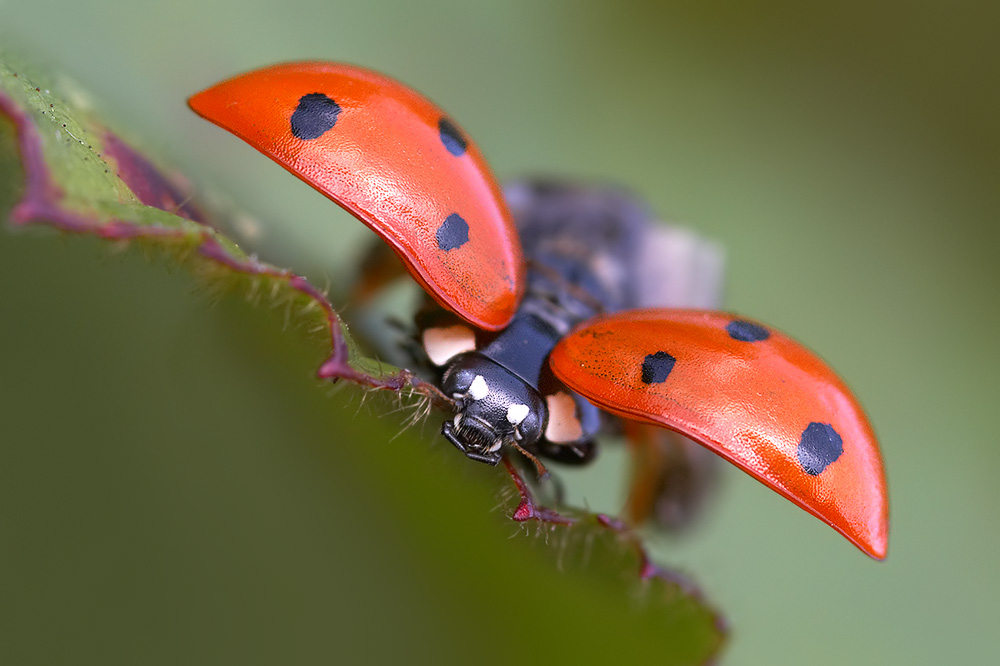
[2,1,997,663]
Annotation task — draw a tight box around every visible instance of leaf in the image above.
[0,56,416,393]
[0,55,725,664]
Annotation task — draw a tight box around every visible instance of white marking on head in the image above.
[422,325,477,366]
[506,403,529,425]
[545,392,584,443]
[487,441,502,453]
[469,375,489,401]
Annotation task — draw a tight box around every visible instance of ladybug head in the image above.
[439,353,546,465]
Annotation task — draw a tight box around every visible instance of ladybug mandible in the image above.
[189,62,888,560]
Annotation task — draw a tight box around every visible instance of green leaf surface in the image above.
[0,56,410,391]
[0,54,725,664]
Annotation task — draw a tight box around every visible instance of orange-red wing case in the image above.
[189,61,524,330]
[550,309,888,559]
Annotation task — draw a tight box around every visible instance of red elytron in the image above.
[549,309,887,558]
[189,62,888,560]
[189,62,524,332]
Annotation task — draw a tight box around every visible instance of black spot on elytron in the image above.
[641,351,676,384]
[438,118,467,156]
[437,213,470,251]
[797,422,844,476]
[726,319,771,342]
[290,93,342,140]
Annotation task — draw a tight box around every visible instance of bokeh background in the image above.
[2,1,997,663]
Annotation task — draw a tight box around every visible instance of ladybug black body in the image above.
[424,180,723,469]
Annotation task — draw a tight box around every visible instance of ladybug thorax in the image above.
[440,352,546,465]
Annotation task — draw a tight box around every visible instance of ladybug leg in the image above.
[501,458,572,525]
[348,241,439,374]
[532,439,596,465]
[622,421,718,531]
[350,239,410,306]
[504,444,572,508]
[508,442,550,480]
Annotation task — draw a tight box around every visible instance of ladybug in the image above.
[189,62,888,559]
